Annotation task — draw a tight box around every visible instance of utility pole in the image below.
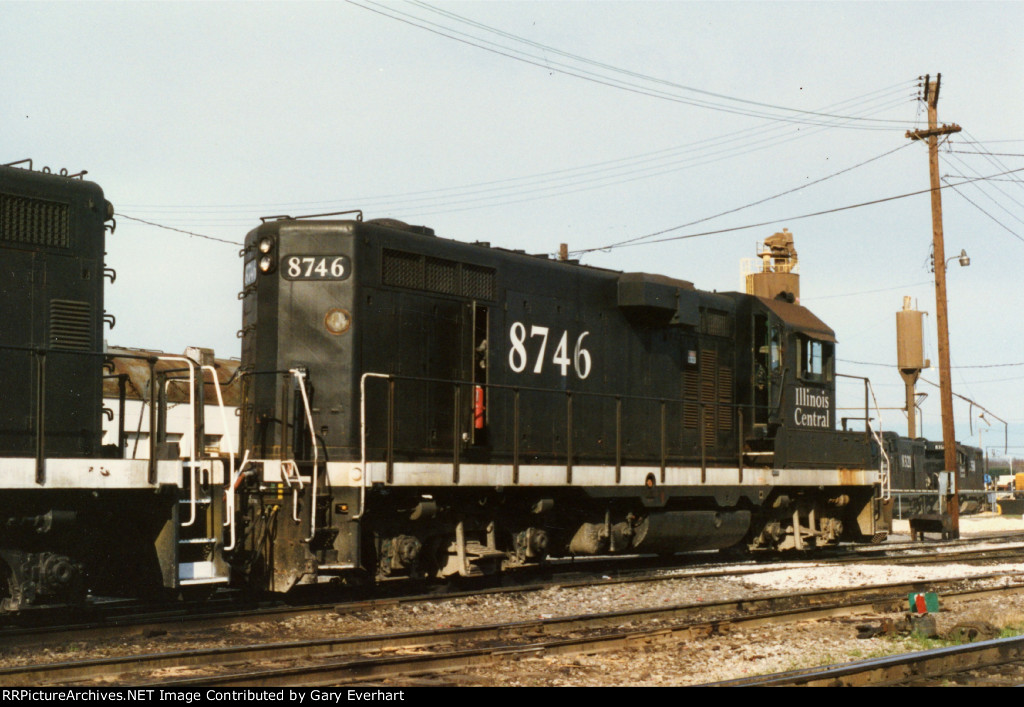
[906,73,962,538]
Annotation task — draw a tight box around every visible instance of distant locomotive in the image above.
[1,163,894,612]
[876,432,989,517]
[233,213,889,592]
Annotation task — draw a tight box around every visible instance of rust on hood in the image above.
[102,346,242,406]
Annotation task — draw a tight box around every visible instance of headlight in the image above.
[259,254,275,273]
[258,237,274,254]
[325,308,352,335]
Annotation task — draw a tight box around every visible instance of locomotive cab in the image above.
[739,296,870,469]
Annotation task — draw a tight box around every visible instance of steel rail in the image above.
[7,572,1024,687]
[4,534,1024,650]
[706,634,1024,687]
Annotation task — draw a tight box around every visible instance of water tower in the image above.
[896,297,928,437]
[743,229,799,301]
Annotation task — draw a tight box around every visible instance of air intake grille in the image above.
[425,256,458,295]
[463,263,496,300]
[0,194,70,248]
[683,368,698,429]
[382,249,422,289]
[49,299,93,351]
[383,249,496,301]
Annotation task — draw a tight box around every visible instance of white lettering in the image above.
[508,321,592,379]
[794,407,830,429]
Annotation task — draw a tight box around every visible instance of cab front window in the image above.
[797,335,833,382]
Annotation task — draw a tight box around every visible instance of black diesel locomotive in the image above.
[0,163,230,611]
[0,162,890,611]
[877,433,988,516]
[235,213,889,591]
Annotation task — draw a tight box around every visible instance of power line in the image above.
[407,0,913,128]
[941,176,1024,243]
[116,214,243,246]
[590,142,914,252]
[572,164,1024,256]
[945,149,1024,157]
[944,175,1024,183]
[839,358,1024,370]
[119,90,912,222]
[802,280,934,301]
[347,0,913,130]
[121,92,910,214]
[956,131,1024,192]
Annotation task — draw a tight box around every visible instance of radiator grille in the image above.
[0,194,70,248]
[383,249,496,301]
[700,309,733,338]
[49,299,93,351]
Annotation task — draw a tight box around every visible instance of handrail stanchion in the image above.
[159,356,198,527]
[34,349,46,485]
[200,364,238,549]
[837,372,890,501]
[566,392,573,484]
[453,384,461,484]
[356,372,391,520]
[660,400,667,484]
[615,397,622,484]
[738,409,744,483]
[147,357,157,484]
[700,403,707,483]
[513,388,520,485]
[290,368,319,542]
[387,378,395,484]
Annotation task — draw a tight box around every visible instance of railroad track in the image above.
[710,634,1024,686]
[4,533,1024,652]
[6,571,1024,687]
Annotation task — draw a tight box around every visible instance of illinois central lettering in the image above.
[793,387,830,428]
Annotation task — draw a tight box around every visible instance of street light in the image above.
[933,248,970,271]
[946,249,970,268]
[978,412,991,461]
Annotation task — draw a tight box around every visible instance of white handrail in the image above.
[159,356,199,527]
[356,372,392,520]
[863,379,891,501]
[198,365,236,524]
[222,449,249,552]
[291,368,320,542]
[281,460,303,523]
[199,364,239,552]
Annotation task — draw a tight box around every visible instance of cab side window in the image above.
[769,327,782,374]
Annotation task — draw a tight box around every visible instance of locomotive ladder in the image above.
[177,460,229,587]
[161,356,231,589]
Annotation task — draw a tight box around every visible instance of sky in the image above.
[4,1,1024,459]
